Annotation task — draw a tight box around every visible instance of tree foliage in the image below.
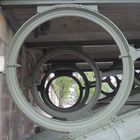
[52,76,79,107]
[51,72,110,107]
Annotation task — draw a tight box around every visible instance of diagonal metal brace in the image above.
[129,46,140,62]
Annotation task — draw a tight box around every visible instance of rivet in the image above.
[121,120,125,123]
[112,116,117,121]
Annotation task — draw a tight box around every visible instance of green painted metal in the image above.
[130,47,140,87]
[27,108,140,140]
[75,108,140,140]
[31,49,101,120]
[5,4,134,132]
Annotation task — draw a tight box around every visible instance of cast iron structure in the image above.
[3,2,140,140]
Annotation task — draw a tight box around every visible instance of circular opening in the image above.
[32,50,100,119]
[47,76,80,108]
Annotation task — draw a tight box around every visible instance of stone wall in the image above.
[0,11,34,140]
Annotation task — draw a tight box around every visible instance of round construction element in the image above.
[101,76,121,97]
[40,65,90,113]
[42,75,84,110]
[31,49,100,120]
[5,5,134,132]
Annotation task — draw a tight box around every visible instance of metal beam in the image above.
[75,108,140,140]
[25,39,140,48]
[1,0,140,6]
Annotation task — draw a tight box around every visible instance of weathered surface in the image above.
[0,14,34,140]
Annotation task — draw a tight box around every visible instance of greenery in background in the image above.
[102,82,111,93]
[51,76,80,107]
[51,72,110,107]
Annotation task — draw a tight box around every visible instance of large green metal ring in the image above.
[5,5,134,132]
[40,65,90,113]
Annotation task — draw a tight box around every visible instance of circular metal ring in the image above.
[108,76,121,90]
[5,5,134,132]
[31,49,101,120]
[42,74,83,111]
[101,76,121,97]
[40,66,89,113]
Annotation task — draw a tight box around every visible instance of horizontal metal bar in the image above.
[25,39,140,48]
[98,101,140,106]
[1,0,140,6]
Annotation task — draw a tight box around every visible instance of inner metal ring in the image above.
[101,76,121,97]
[42,74,83,111]
[31,49,101,120]
[40,65,90,113]
[5,5,134,132]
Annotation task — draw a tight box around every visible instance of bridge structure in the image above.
[1,0,140,140]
